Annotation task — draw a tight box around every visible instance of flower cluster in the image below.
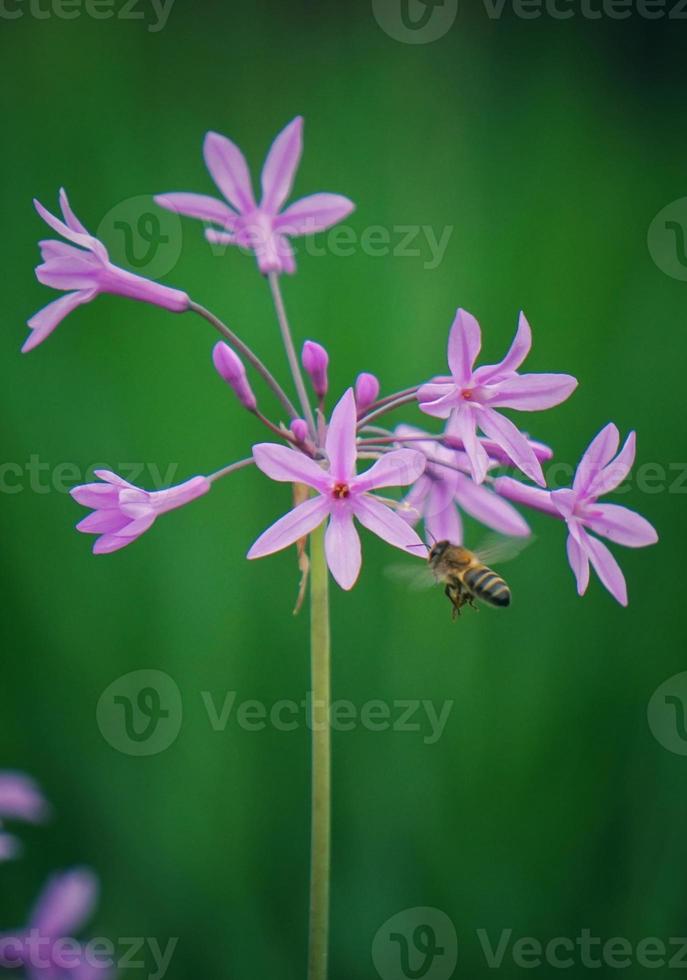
[25,117,657,604]
[0,773,108,980]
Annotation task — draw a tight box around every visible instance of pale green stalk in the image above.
[308,521,331,980]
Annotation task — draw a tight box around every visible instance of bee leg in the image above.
[445,585,461,620]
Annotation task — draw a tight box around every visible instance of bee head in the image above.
[428,540,451,564]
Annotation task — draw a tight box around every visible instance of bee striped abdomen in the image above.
[464,565,511,607]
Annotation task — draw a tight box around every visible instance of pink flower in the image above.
[495,424,658,605]
[0,772,50,862]
[247,390,425,589]
[395,426,530,543]
[24,190,190,353]
[418,310,577,486]
[70,471,210,554]
[0,868,110,980]
[155,117,355,276]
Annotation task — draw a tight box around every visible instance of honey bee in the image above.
[428,541,511,619]
[390,534,530,620]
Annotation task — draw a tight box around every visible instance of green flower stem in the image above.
[308,521,331,980]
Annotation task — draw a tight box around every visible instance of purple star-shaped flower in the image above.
[395,426,531,543]
[0,772,50,862]
[0,869,110,980]
[495,423,658,605]
[24,190,190,353]
[71,471,210,554]
[418,309,577,486]
[155,116,355,276]
[248,389,425,589]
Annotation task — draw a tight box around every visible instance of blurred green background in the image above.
[1,1,686,977]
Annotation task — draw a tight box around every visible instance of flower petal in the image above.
[203,131,256,213]
[484,373,578,411]
[417,383,457,419]
[93,470,137,489]
[325,389,357,482]
[36,257,100,292]
[0,773,50,823]
[70,483,120,508]
[454,473,531,536]
[447,308,481,385]
[353,449,425,493]
[587,431,636,499]
[252,444,330,492]
[92,514,157,554]
[477,408,545,486]
[354,494,425,554]
[274,193,355,235]
[580,528,628,606]
[573,423,620,494]
[23,290,95,353]
[76,510,131,535]
[493,476,560,517]
[247,495,329,559]
[205,228,237,246]
[425,482,463,543]
[449,406,490,484]
[566,530,590,595]
[324,509,362,590]
[474,310,532,384]
[30,869,99,939]
[59,188,90,236]
[584,503,658,548]
[33,198,101,255]
[260,116,303,215]
[154,192,237,227]
[398,476,431,525]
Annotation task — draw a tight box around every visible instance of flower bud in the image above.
[354,372,380,413]
[212,342,257,412]
[290,418,309,443]
[301,340,329,399]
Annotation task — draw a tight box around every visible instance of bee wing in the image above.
[473,532,534,567]
[385,562,436,592]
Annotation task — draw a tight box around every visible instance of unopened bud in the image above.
[354,373,380,413]
[302,340,329,399]
[212,342,257,412]
[290,418,309,442]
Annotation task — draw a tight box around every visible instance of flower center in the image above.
[461,389,473,400]
[332,482,351,499]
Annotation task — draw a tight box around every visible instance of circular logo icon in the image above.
[647,197,687,282]
[372,0,458,44]
[96,195,183,280]
[96,670,183,757]
[648,671,687,756]
[372,907,457,980]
